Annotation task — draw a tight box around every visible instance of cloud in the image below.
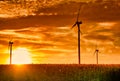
[35,1,120,22]
[0,15,75,30]
[0,25,76,50]
[1,1,120,29]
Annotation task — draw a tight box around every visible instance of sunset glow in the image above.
[98,22,116,27]
[0,0,120,64]
[12,48,32,64]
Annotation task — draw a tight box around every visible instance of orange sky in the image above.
[0,0,120,64]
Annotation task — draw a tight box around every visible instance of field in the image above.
[0,64,120,81]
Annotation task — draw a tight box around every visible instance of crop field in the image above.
[0,64,120,81]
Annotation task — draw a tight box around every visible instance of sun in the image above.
[11,47,32,64]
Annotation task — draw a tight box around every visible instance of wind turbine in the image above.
[94,45,100,64]
[72,5,83,64]
[8,39,13,64]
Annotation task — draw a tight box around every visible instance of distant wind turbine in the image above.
[94,45,100,64]
[72,5,83,64]
[8,39,13,64]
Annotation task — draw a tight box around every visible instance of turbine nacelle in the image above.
[94,49,99,54]
[76,21,82,24]
[9,41,13,44]
[72,21,82,29]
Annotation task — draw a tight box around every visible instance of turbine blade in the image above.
[98,51,101,54]
[76,5,84,21]
[96,45,98,50]
[94,51,96,55]
[9,36,13,42]
[71,23,77,29]
[77,8,80,22]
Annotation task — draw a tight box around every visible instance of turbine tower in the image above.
[9,40,13,64]
[94,45,99,64]
[72,5,83,64]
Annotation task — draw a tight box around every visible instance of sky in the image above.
[0,0,120,64]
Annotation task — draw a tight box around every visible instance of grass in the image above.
[0,64,120,81]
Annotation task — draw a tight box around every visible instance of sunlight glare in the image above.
[12,48,32,64]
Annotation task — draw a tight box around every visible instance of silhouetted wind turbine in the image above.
[72,6,83,64]
[8,39,13,64]
[94,45,100,64]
